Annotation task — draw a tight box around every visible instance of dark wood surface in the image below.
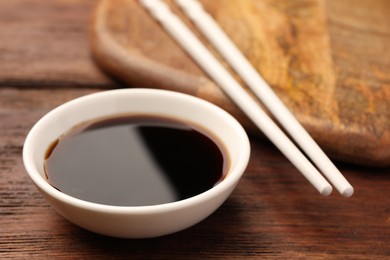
[1,0,390,259]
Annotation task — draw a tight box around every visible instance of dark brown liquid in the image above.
[44,114,229,206]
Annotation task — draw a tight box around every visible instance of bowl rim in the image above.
[23,88,250,214]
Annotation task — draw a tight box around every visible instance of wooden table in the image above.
[1,0,389,258]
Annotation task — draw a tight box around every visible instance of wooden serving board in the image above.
[89,0,390,167]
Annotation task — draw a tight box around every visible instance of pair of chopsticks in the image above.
[139,0,353,197]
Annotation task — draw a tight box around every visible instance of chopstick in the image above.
[174,0,354,197]
[139,0,353,197]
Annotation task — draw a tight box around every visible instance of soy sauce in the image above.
[44,114,229,206]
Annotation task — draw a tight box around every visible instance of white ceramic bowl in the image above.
[23,89,250,238]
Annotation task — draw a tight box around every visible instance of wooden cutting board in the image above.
[89,0,390,167]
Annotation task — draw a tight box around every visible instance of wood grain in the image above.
[90,0,390,166]
[326,0,390,166]
[0,0,112,87]
[1,88,390,258]
[1,0,390,259]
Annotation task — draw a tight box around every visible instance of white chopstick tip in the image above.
[321,185,333,196]
[341,186,354,198]
[141,0,354,198]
